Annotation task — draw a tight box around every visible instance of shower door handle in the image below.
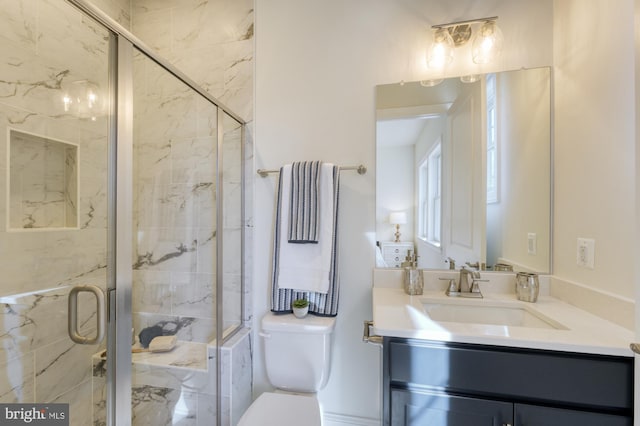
[68,285,106,345]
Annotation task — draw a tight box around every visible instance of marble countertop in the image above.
[372,287,635,357]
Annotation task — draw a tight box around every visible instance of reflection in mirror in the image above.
[376,67,551,273]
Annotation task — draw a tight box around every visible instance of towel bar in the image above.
[257,164,367,177]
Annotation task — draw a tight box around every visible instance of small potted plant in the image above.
[292,298,310,318]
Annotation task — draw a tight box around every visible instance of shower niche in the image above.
[8,129,79,230]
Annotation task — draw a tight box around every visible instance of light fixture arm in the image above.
[431,16,498,30]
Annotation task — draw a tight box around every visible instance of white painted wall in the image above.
[553,0,635,299]
[376,144,415,243]
[255,0,553,421]
[495,68,551,272]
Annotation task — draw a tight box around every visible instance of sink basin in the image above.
[421,300,567,330]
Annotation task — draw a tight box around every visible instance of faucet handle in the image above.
[439,277,458,295]
[465,261,480,270]
[470,279,489,296]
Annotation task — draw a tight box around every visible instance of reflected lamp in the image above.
[389,212,407,243]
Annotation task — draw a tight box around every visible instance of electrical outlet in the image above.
[527,233,537,255]
[576,238,595,269]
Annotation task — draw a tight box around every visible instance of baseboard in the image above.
[323,412,380,426]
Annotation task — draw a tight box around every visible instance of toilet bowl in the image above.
[237,313,336,426]
[237,392,321,426]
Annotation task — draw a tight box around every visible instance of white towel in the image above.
[277,163,335,293]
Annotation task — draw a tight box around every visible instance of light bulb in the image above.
[472,21,503,64]
[62,94,72,112]
[460,75,480,83]
[420,79,444,87]
[427,28,454,69]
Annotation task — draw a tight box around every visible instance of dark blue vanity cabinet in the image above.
[383,337,633,426]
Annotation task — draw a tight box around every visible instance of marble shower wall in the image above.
[130,0,254,327]
[0,0,110,422]
[131,49,219,344]
[128,2,254,423]
[9,130,79,229]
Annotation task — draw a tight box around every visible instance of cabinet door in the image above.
[514,403,632,426]
[391,389,513,426]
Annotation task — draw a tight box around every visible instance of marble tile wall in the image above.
[220,328,252,425]
[129,0,255,328]
[9,130,79,229]
[0,0,253,423]
[131,0,253,122]
[131,50,220,346]
[0,2,111,422]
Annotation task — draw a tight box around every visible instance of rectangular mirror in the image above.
[376,67,551,273]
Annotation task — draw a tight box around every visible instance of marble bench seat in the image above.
[131,340,208,371]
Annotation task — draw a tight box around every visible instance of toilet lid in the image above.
[237,392,321,426]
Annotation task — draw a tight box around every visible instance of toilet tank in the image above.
[261,313,336,392]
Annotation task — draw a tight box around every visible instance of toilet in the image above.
[237,312,336,426]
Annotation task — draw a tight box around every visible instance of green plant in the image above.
[292,299,309,309]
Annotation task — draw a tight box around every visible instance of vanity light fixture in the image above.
[389,212,407,243]
[427,16,503,69]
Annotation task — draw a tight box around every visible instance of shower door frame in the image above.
[65,1,246,425]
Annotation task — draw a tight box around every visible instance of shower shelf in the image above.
[94,340,208,372]
[131,340,207,371]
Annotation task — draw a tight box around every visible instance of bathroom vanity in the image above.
[371,276,635,426]
[384,337,632,425]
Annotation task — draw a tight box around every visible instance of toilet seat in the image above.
[237,392,322,426]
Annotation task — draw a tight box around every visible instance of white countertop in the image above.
[373,287,635,357]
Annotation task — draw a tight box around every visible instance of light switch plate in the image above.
[527,233,537,255]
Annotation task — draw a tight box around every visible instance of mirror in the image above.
[375,67,551,273]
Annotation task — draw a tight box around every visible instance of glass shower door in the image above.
[128,47,219,425]
[0,1,113,425]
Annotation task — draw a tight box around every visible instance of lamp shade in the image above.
[426,28,454,69]
[471,20,503,64]
[389,212,407,225]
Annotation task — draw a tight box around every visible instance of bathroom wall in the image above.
[255,0,554,422]
[552,0,635,300]
[490,68,551,272]
[376,144,414,243]
[130,0,253,123]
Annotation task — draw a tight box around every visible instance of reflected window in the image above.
[486,73,498,203]
[418,140,441,246]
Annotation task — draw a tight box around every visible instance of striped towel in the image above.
[271,164,341,316]
[288,161,321,243]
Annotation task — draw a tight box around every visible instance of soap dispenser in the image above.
[400,250,413,268]
[403,253,423,295]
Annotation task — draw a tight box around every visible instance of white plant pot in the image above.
[293,306,309,318]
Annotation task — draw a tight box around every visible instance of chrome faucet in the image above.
[441,266,485,298]
[445,257,456,270]
[459,266,481,293]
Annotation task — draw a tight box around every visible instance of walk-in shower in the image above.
[0,1,245,425]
